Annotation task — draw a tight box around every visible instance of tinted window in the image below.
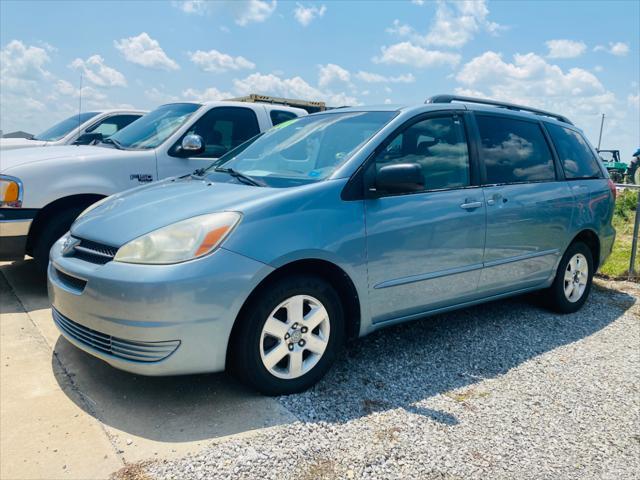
[270,110,298,126]
[477,116,555,184]
[33,112,100,141]
[181,107,260,158]
[546,123,602,179]
[374,115,470,191]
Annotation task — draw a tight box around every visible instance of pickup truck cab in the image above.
[0,109,146,151]
[0,101,306,269]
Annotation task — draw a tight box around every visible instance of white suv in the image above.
[0,110,146,151]
[0,101,306,269]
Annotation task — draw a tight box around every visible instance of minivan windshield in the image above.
[33,112,100,141]
[210,111,395,186]
[108,103,200,150]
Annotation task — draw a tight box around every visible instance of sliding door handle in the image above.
[460,201,483,210]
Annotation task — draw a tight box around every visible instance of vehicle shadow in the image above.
[279,284,637,425]
[49,281,636,444]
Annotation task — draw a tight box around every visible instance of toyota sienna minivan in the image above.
[48,95,616,395]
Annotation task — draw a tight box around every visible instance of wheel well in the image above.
[572,229,601,269]
[26,194,105,254]
[227,259,362,362]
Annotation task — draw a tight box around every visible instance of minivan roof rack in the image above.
[425,94,573,125]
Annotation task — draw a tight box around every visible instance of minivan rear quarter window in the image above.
[476,115,556,184]
[545,123,602,179]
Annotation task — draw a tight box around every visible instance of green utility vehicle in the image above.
[598,149,627,183]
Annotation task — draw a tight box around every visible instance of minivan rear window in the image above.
[476,115,556,184]
[545,124,602,179]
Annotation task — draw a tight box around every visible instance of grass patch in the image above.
[600,189,638,280]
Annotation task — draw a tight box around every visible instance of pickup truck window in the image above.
[33,112,100,141]
[109,103,199,150]
[270,110,298,126]
[178,107,261,158]
[86,114,142,137]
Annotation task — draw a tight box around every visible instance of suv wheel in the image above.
[32,206,85,273]
[230,275,344,395]
[545,241,594,313]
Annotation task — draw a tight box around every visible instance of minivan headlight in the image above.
[0,175,22,208]
[114,212,241,264]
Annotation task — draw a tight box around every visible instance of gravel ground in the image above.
[131,280,639,480]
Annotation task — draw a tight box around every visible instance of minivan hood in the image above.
[71,176,283,246]
[0,145,120,172]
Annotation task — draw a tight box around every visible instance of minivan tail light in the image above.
[607,178,617,200]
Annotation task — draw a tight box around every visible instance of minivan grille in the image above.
[53,308,180,363]
[69,237,118,264]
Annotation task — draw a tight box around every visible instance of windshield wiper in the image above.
[214,167,264,187]
[101,137,123,150]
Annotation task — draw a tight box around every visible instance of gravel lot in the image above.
[132,280,639,480]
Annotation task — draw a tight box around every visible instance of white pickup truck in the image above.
[0,100,306,269]
[0,109,146,151]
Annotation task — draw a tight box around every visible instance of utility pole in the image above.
[597,113,605,150]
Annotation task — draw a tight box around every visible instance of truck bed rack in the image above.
[229,94,326,114]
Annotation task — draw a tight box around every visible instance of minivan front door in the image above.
[364,114,486,324]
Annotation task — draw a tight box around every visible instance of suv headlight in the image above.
[0,175,23,208]
[114,212,242,264]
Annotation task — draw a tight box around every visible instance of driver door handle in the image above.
[460,201,483,210]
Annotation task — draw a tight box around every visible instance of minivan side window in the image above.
[545,123,602,179]
[179,107,260,158]
[270,110,297,126]
[374,115,470,192]
[476,115,556,184]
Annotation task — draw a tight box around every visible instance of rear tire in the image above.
[230,274,344,396]
[32,206,85,273]
[544,241,594,314]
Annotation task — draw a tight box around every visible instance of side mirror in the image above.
[74,132,103,145]
[180,134,204,156]
[374,163,424,195]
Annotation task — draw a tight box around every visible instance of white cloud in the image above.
[0,40,52,93]
[454,50,619,132]
[233,72,357,106]
[114,32,179,71]
[629,93,640,109]
[293,3,326,26]
[387,0,502,49]
[318,63,350,88]
[545,39,587,59]
[594,41,630,56]
[172,0,277,25]
[189,49,255,73]
[355,71,415,83]
[373,42,460,68]
[183,87,232,102]
[144,87,179,103]
[69,55,127,87]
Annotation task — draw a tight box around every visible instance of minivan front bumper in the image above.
[48,237,273,376]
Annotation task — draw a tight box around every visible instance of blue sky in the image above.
[1,0,638,157]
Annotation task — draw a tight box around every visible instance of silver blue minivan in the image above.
[48,95,616,395]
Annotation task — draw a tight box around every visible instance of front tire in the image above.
[32,206,85,273]
[230,275,344,396]
[545,241,594,313]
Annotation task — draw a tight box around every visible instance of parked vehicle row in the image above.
[0,109,146,151]
[0,100,306,269]
[37,95,614,395]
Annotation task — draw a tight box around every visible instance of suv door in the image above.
[473,113,574,295]
[364,112,486,324]
[159,106,261,178]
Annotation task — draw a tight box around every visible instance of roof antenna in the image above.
[77,73,83,131]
